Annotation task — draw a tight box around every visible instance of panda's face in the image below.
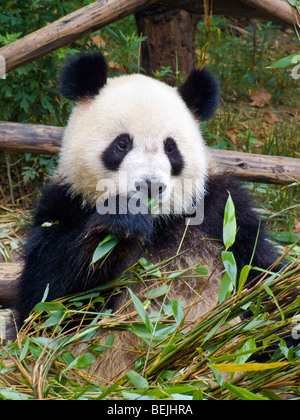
[58,75,208,215]
[57,53,219,217]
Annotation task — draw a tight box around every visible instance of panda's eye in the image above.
[164,138,176,155]
[117,139,129,152]
[164,137,184,176]
[116,134,132,152]
[165,143,175,155]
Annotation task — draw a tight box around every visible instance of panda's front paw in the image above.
[107,212,154,241]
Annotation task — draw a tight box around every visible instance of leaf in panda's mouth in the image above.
[92,234,120,265]
[147,198,159,213]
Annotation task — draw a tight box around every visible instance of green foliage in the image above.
[92,235,120,265]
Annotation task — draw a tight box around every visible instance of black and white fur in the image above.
[2,52,283,380]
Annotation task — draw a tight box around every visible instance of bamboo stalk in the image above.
[0,122,300,186]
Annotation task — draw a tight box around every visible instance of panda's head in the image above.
[57,52,219,217]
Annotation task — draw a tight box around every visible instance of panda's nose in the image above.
[135,179,167,199]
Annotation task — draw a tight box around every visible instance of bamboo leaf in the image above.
[171,300,184,326]
[238,265,252,295]
[218,272,234,304]
[268,53,300,69]
[60,354,96,378]
[128,288,153,333]
[144,284,169,299]
[224,382,268,400]
[127,371,149,390]
[0,390,30,400]
[223,193,237,250]
[92,235,120,264]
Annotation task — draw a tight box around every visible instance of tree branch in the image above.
[157,0,299,25]
[240,0,298,27]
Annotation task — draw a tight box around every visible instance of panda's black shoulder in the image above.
[203,172,254,228]
[201,172,278,273]
[31,182,93,231]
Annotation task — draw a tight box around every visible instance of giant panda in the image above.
[4,52,284,381]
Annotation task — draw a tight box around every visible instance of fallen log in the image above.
[0,263,21,307]
[0,122,300,185]
[0,122,62,155]
[211,149,300,185]
[0,0,157,74]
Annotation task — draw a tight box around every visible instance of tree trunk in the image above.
[135,6,199,85]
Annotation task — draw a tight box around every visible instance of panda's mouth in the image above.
[125,180,168,215]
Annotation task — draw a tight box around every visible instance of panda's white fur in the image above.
[57,74,208,215]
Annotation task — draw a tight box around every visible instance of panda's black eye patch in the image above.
[164,138,184,176]
[102,134,133,171]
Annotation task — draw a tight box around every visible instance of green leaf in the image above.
[218,272,234,304]
[235,338,257,365]
[144,284,169,299]
[171,300,184,325]
[40,309,66,328]
[210,366,224,387]
[268,53,300,69]
[60,354,96,377]
[223,192,237,250]
[33,302,66,313]
[127,370,149,389]
[287,0,299,7]
[92,235,120,264]
[268,230,300,245]
[195,266,208,277]
[0,390,30,400]
[122,391,155,400]
[238,265,252,295]
[20,337,30,361]
[222,251,237,285]
[128,288,153,332]
[224,382,268,400]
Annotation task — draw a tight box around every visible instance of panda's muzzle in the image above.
[135,179,167,200]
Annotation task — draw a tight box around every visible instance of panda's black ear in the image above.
[59,52,108,102]
[178,69,220,120]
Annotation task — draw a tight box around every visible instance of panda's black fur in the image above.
[2,53,289,364]
[59,52,108,101]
